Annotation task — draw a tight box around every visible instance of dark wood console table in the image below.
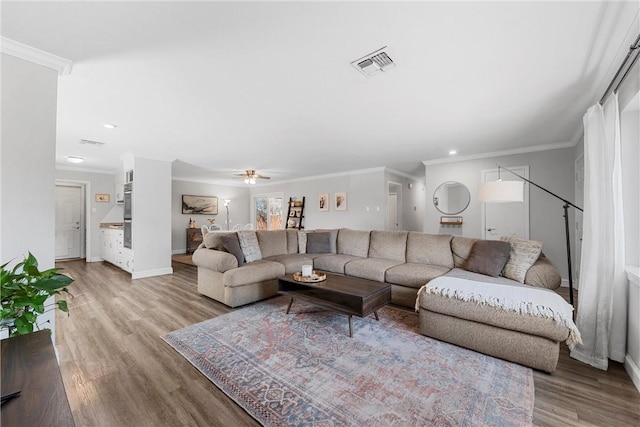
[1,330,75,426]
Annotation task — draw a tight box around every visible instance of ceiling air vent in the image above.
[351,47,395,78]
[79,139,106,147]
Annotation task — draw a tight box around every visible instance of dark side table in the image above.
[1,330,75,426]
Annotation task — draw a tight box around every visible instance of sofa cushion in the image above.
[237,231,262,263]
[221,233,245,266]
[264,253,315,275]
[313,254,364,274]
[203,231,236,251]
[451,236,479,268]
[406,232,454,268]
[368,231,408,262]
[345,258,404,282]
[444,267,526,286]
[313,229,338,253]
[256,230,288,258]
[222,260,285,288]
[337,229,370,258]
[286,230,299,254]
[464,240,511,277]
[418,286,570,342]
[385,263,451,289]
[307,232,331,254]
[501,236,544,283]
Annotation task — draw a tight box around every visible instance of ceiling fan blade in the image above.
[254,174,271,179]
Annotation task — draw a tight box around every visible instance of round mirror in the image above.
[433,181,471,214]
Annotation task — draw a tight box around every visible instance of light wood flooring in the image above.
[54,260,640,426]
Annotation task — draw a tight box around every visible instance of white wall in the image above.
[55,169,117,261]
[171,180,250,253]
[385,171,426,232]
[1,54,58,338]
[250,168,388,231]
[132,157,172,278]
[424,147,576,281]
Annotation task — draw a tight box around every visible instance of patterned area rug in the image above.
[163,297,534,426]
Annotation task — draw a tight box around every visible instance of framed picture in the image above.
[182,195,218,215]
[95,193,110,203]
[318,193,329,212]
[335,192,347,211]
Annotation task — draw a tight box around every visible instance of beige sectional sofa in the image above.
[192,228,576,372]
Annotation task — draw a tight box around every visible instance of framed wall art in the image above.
[334,192,347,211]
[318,193,329,212]
[182,195,219,215]
[95,193,110,203]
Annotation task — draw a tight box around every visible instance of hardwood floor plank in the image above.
[54,260,640,426]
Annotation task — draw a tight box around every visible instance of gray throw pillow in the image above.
[221,234,245,266]
[306,232,331,254]
[464,240,511,277]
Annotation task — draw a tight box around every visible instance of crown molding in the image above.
[1,37,73,75]
[384,167,425,181]
[421,141,576,166]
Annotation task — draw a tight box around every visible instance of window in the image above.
[253,193,283,230]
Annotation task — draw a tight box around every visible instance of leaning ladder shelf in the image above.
[285,197,305,230]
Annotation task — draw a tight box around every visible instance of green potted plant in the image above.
[1,252,73,337]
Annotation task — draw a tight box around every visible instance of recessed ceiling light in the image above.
[449,150,457,155]
[67,156,84,164]
[103,123,117,129]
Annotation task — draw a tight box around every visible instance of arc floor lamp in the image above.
[478,165,583,307]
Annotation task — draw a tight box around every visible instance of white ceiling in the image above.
[2,1,638,185]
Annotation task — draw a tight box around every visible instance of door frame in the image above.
[387,181,402,231]
[480,166,529,240]
[55,179,92,261]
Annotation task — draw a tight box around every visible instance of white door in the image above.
[55,185,83,259]
[482,166,529,240]
[388,193,399,230]
[574,154,584,284]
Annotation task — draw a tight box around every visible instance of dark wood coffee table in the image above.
[278,273,391,337]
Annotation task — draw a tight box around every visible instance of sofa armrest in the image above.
[192,247,238,273]
[524,254,562,290]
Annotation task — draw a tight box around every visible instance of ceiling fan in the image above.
[233,169,271,184]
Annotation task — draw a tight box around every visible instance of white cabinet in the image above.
[100,228,133,273]
[115,181,125,204]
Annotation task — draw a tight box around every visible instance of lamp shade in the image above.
[477,180,524,203]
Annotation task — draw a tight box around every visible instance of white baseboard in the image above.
[87,256,103,262]
[132,267,173,280]
[559,278,579,289]
[625,353,640,393]
[172,248,187,255]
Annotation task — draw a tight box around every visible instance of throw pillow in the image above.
[221,233,245,266]
[237,231,262,263]
[297,231,307,254]
[501,236,543,283]
[306,232,331,254]
[203,231,234,251]
[464,240,511,277]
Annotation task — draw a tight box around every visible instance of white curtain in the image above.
[571,93,627,370]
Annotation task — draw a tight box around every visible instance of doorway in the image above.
[55,184,85,259]
[388,182,402,231]
[481,166,530,240]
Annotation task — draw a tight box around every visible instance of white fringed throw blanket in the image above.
[416,276,582,349]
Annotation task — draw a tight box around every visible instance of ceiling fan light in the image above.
[249,178,256,185]
[244,178,249,184]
